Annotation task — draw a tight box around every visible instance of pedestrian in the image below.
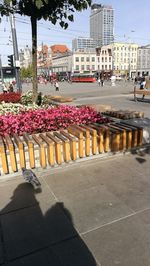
[98,77,101,86]
[2,83,8,93]
[100,77,104,87]
[140,77,146,90]
[9,83,14,92]
[54,81,59,91]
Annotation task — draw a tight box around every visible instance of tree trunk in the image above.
[31,16,38,103]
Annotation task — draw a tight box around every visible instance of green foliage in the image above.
[20,65,33,79]
[0,0,92,102]
[0,0,92,27]
[21,90,49,106]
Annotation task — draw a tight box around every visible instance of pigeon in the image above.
[22,168,41,187]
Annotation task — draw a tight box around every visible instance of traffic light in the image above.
[7,54,14,67]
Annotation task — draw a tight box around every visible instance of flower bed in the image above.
[0,92,21,103]
[0,102,49,115]
[0,105,109,136]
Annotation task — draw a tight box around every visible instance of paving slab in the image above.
[83,154,150,212]
[0,178,55,214]
[0,231,4,265]
[59,185,133,234]
[1,202,77,260]
[8,248,60,266]
[50,236,98,266]
[44,165,95,199]
[8,236,98,266]
[82,209,150,266]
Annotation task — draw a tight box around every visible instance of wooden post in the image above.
[89,124,105,153]
[5,134,17,172]
[108,125,125,151]
[13,134,26,169]
[72,125,90,156]
[81,125,97,155]
[39,134,55,166]
[53,132,70,162]
[121,123,138,148]
[60,130,77,161]
[46,132,62,165]
[68,126,84,158]
[117,123,132,149]
[23,133,35,168]
[32,134,47,168]
[0,136,9,174]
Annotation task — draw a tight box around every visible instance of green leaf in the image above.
[35,0,43,9]
[64,22,68,29]
[68,14,74,21]
[59,21,64,27]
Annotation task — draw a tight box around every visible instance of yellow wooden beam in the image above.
[23,133,35,168]
[46,132,62,165]
[32,134,47,168]
[5,134,17,172]
[0,136,9,174]
[39,134,55,166]
[13,134,26,169]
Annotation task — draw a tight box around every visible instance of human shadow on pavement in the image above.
[0,183,97,266]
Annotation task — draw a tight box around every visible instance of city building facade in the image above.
[137,45,150,77]
[51,54,72,73]
[51,47,113,75]
[19,46,32,68]
[72,37,97,51]
[96,45,112,73]
[110,42,138,77]
[90,4,114,46]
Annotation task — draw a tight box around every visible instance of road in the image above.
[22,80,150,118]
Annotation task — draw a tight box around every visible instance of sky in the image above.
[0,0,150,65]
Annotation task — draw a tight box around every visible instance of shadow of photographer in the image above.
[0,183,97,266]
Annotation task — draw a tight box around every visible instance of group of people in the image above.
[2,82,14,93]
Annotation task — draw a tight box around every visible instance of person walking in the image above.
[9,83,14,92]
[54,81,59,91]
[100,76,104,87]
[2,83,8,93]
[98,77,101,86]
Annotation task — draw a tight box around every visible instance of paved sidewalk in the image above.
[0,149,150,266]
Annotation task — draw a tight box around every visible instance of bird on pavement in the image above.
[22,168,41,187]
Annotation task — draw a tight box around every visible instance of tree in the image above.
[20,65,33,80]
[0,0,91,102]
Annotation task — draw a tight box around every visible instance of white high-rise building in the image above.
[90,4,114,46]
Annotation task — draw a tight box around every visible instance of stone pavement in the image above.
[0,149,150,266]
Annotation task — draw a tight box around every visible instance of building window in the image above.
[86,57,90,62]
[102,65,104,70]
[86,65,90,70]
[76,65,79,70]
[102,57,104,62]
[92,57,95,62]
[105,57,107,62]
[109,57,111,62]
[75,57,79,62]
[105,65,107,70]
[92,65,95,70]
[109,65,111,70]
[81,57,84,62]
[81,65,84,70]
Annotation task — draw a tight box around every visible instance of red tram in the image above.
[71,74,96,83]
